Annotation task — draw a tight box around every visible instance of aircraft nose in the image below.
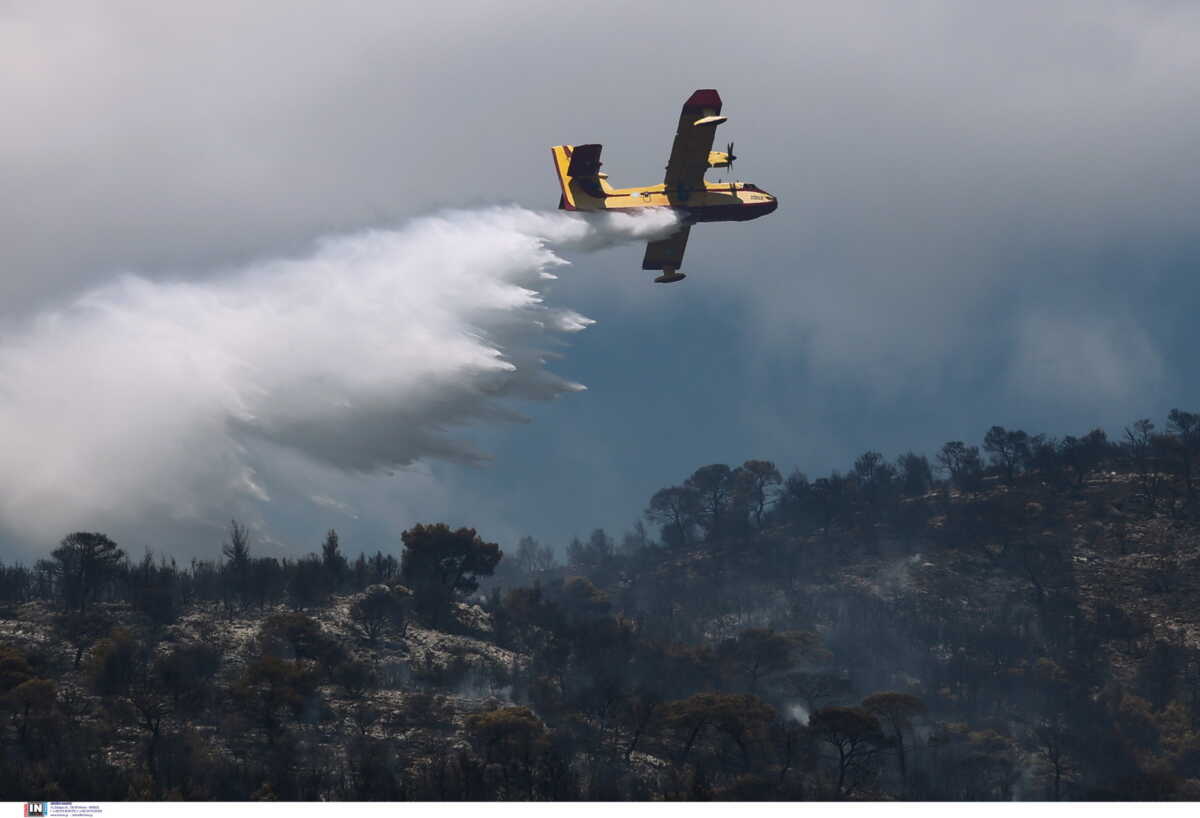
[763,196,778,214]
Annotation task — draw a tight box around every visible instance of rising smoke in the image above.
[0,206,678,549]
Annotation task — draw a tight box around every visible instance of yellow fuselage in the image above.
[551,146,777,223]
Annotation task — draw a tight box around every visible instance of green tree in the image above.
[685,464,736,541]
[783,671,854,714]
[259,612,331,661]
[558,576,611,624]
[810,473,851,534]
[645,485,701,548]
[1027,434,1065,485]
[156,641,222,715]
[221,519,251,610]
[125,550,179,625]
[1060,428,1109,487]
[862,692,926,789]
[776,470,813,529]
[0,645,34,694]
[811,706,887,799]
[465,706,548,799]
[1026,715,1076,800]
[320,529,347,593]
[937,441,984,492]
[467,705,547,759]
[619,521,651,556]
[1167,409,1200,505]
[1125,418,1163,513]
[87,627,141,697]
[717,628,821,694]
[567,529,614,572]
[514,536,556,575]
[56,611,115,669]
[661,692,776,768]
[896,452,934,496]
[287,555,327,610]
[853,451,898,516]
[1,650,57,745]
[249,556,287,610]
[234,656,319,741]
[400,523,502,627]
[733,459,783,529]
[617,689,662,760]
[7,677,55,743]
[983,426,1030,484]
[51,531,125,613]
[349,584,413,643]
[366,550,399,584]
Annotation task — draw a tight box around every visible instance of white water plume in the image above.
[0,206,679,546]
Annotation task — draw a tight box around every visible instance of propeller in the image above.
[725,141,736,171]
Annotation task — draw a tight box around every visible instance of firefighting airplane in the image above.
[551,89,777,283]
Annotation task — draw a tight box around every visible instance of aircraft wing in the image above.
[663,89,725,191]
[642,225,691,271]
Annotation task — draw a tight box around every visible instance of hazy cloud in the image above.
[3,1,1200,555]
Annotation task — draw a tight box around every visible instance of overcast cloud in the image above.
[3,1,1200,558]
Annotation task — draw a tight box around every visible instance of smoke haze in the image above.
[0,207,678,550]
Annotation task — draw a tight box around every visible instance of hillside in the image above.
[3,415,1200,800]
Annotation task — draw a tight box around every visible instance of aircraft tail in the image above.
[551,144,607,210]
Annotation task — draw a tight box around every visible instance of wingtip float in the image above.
[551,89,777,284]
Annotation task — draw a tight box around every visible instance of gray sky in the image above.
[3,1,1200,560]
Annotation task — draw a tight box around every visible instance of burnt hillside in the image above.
[2,412,1200,800]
